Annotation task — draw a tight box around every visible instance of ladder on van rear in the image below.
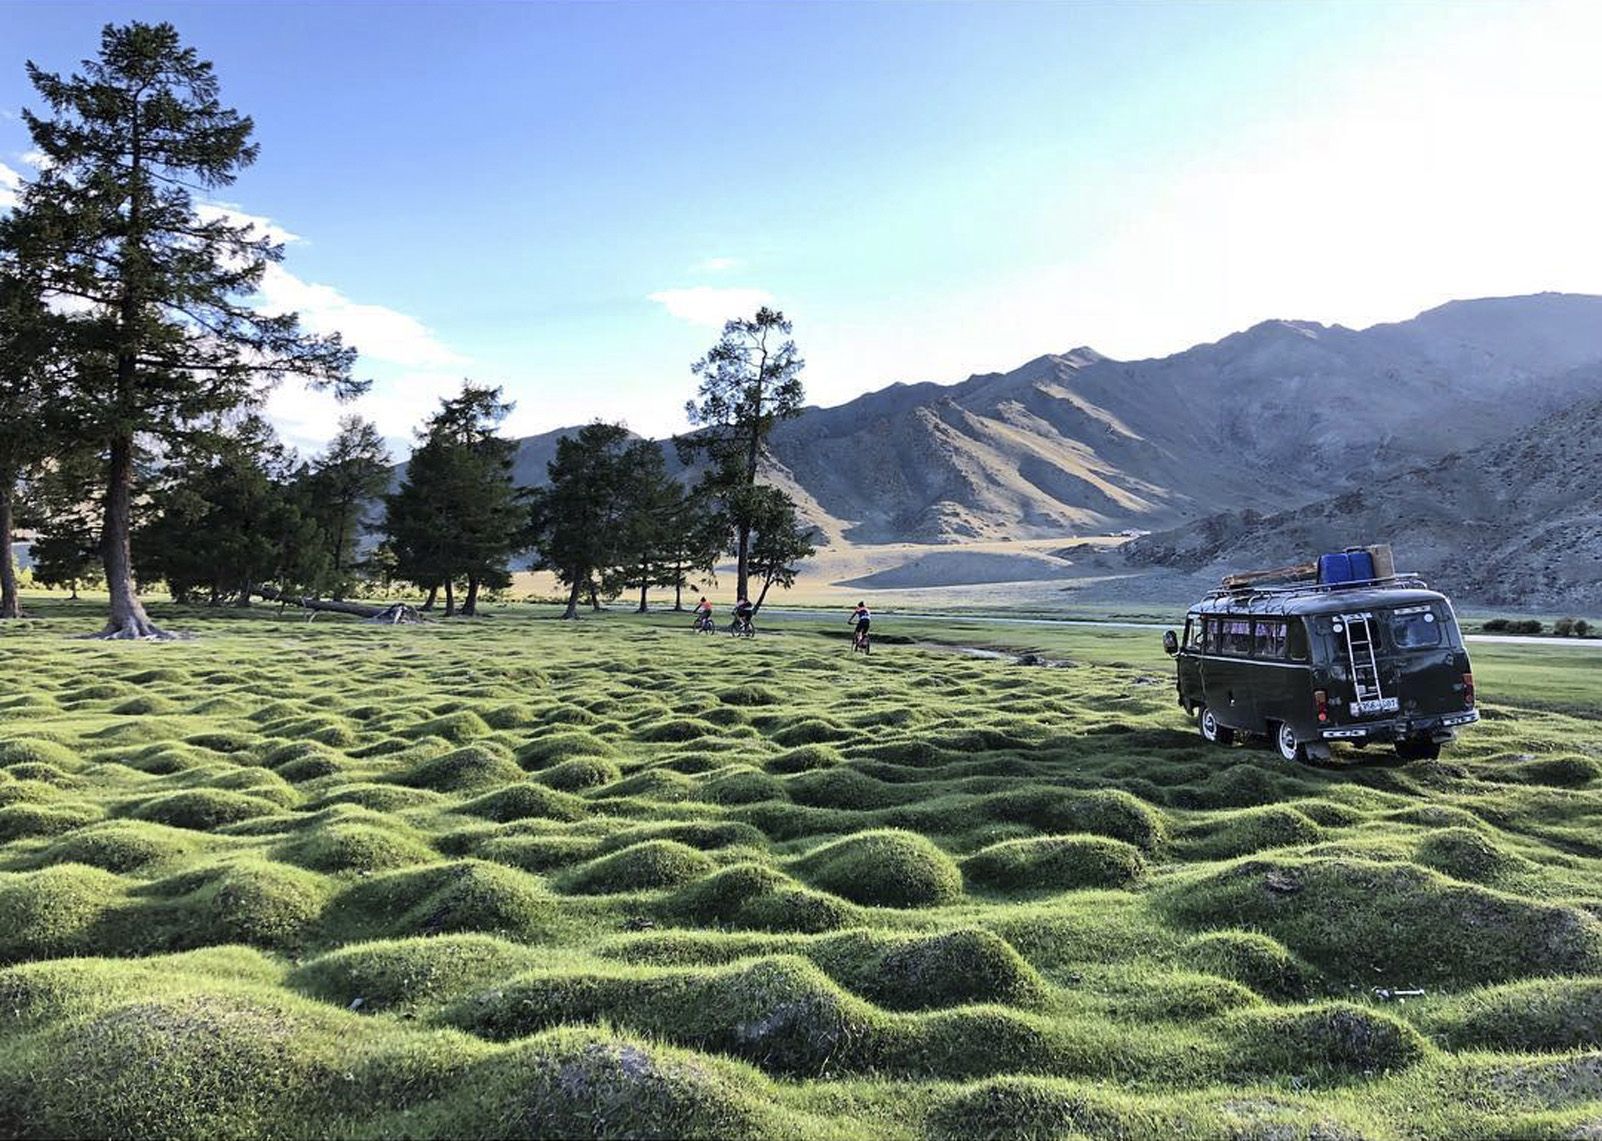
[1342,614,1389,711]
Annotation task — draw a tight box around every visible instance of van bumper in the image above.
[1320,709,1479,742]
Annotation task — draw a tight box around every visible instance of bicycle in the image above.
[692,613,715,634]
[727,616,755,638]
[851,624,871,654]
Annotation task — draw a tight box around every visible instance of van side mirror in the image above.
[1162,630,1179,655]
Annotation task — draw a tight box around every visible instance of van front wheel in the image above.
[1274,722,1309,763]
[1199,706,1234,746]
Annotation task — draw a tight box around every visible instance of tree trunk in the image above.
[736,520,751,602]
[443,577,455,617]
[637,567,648,614]
[208,583,221,607]
[236,578,253,607]
[461,573,480,617]
[421,583,438,611]
[0,484,20,619]
[673,561,683,611]
[588,583,601,612]
[754,569,776,613]
[563,578,582,620]
[99,433,168,639]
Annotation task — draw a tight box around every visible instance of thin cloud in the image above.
[694,256,740,272]
[648,285,775,327]
[257,263,467,370]
[0,161,19,210]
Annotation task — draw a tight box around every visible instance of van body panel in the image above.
[1172,583,1478,753]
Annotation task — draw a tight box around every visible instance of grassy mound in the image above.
[325,860,555,942]
[1177,805,1324,860]
[964,835,1147,892]
[794,830,963,908]
[290,934,547,1011]
[766,744,842,774]
[1183,930,1316,1000]
[0,864,124,963]
[924,1078,1138,1141]
[276,822,438,874]
[813,928,1051,1011]
[0,738,80,770]
[402,744,525,793]
[430,1030,786,1140]
[404,710,492,743]
[127,788,284,831]
[984,788,1168,851]
[0,991,347,1137]
[1415,826,1532,883]
[460,783,588,823]
[0,802,102,843]
[534,756,622,792]
[562,840,717,895]
[1420,978,1602,1052]
[1159,856,1602,986]
[667,864,857,934]
[40,820,203,874]
[1228,1002,1428,1074]
[140,859,331,952]
[443,955,874,1077]
[703,765,787,805]
[516,731,613,768]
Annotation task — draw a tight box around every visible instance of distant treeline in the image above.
[0,21,813,633]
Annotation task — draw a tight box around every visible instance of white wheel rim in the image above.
[1279,725,1297,758]
[1203,711,1217,738]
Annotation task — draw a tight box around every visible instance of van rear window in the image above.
[1389,605,1445,650]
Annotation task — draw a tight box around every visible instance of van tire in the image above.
[1395,737,1441,762]
[1198,706,1234,746]
[1274,722,1308,763]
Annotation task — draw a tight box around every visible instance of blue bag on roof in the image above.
[1345,549,1376,582]
[1318,553,1353,585]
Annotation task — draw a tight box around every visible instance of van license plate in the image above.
[1350,698,1400,716]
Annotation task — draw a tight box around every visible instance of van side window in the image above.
[1253,619,1287,659]
[1221,617,1253,656]
[1287,620,1309,661]
[1183,618,1198,650]
[1201,617,1217,654]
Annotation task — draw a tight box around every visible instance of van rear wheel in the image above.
[1395,737,1441,762]
[1274,722,1308,763]
[1198,706,1234,746]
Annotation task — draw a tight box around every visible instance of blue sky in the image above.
[3,1,1599,455]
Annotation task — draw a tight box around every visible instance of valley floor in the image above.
[2,598,1602,1138]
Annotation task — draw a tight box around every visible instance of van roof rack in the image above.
[1204,572,1433,604]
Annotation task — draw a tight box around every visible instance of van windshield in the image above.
[1386,604,1456,650]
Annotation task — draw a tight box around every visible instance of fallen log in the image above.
[255,586,426,624]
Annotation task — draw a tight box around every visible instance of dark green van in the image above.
[1162,576,1478,762]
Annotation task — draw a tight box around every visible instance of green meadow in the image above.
[2,597,1602,1139]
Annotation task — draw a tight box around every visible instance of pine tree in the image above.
[0,240,61,619]
[307,416,390,599]
[677,307,805,601]
[384,383,526,617]
[529,423,637,620]
[5,21,359,637]
[745,485,818,611]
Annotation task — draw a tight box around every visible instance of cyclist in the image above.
[692,596,714,632]
[733,597,756,636]
[848,601,871,649]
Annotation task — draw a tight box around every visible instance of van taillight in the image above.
[1314,689,1328,722]
[1462,672,1475,708]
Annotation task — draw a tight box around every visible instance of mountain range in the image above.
[500,292,1602,606]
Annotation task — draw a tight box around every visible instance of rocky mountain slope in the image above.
[760,293,1602,543]
[500,293,1602,551]
[1124,387,1602,609]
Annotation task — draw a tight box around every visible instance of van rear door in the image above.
[1382,603,1472,716]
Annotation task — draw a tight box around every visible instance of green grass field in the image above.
[3,596,1602,1139]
